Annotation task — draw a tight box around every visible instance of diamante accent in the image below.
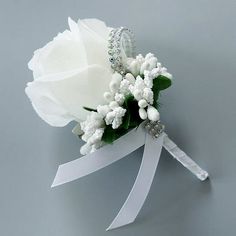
[144,120,165,138]
[108,27,136,74]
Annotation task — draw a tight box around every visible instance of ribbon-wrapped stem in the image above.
[144,120,209,181]
[163,136,209,181]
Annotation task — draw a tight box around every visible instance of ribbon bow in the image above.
[52,124,208,230]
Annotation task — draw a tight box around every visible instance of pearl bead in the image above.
[147,106,160,121]
[138,99,148,108]
[139,108,147,120]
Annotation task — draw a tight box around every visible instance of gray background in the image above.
[1,0,236,235]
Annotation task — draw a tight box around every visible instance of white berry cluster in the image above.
[80,72,128,155]
[98,72,127,129]
[127,53,172,121]
[80,112,105,155]
[79,53,172,155]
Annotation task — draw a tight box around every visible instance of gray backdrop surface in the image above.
[1,0,236,235]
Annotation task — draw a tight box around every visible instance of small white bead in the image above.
[138,99,148,108]
[157,62,162,68]
[139,108,148,120]
[104,92,113,101]
[105,111,115,125]
[144,74,153,88]
[109,101,119,109]
[140,61,150,74]
[150,68,160,78]
[145,53,154,60]
[87,128,104,145]
[147,106,160,121]
[136,54,144,61]
[112,117,122,129]
[125,73,135,84]
[149,57,158,70]
[109,80,120,92]
[80,143,92,155]
[119,79,130,95]
[143,88,154,104]
[129,61,140,76]
[97,105,110,117]
[133,89,142,100]
[161,67,167,73]
[114,93,125,105]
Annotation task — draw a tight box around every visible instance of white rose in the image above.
[25,18,112,126]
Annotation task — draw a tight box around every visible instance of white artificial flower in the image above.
[80,112,105,155]
[97,105,111,117]
[128,60,140,77]
[125,73,135,84]
[150,67,161,78]
[143,70,154,88]
[111,107,127,129]
[139,108,148,120]
[119,79,131,95]
[143,88,154,104]
[140,61,150,75]
[80,143,92,155]
[147,106,160,121]
[127,54,145,76]
[145,53,154,60]
[109,101,119,109]
[114,93,125,105]
[138,99,148,108]
[25,18,113,126]
[80,112,104,140]
[105,107,126,129]
[104,111,115,125]
[129,75,154,104]
[87,128,104,145]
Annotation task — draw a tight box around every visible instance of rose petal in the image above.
[28,19,87,79]
[26,18,113,127]
[25,65,112,126]
[25,82,74,127]
[78,18,111,69]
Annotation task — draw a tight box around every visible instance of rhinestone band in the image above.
[144,120,165,138]
[108,27,136,74]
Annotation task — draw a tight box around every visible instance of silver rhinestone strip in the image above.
[144,120,165,138]
[108,27,136,74]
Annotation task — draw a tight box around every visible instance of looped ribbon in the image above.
[51,125,208,230]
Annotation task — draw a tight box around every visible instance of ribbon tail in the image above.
[51,125,146,187]
[107,133,165,231]
[163,134,209,181]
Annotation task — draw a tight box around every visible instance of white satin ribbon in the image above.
[51,125,208,230]
[107,132,165,230]
[51,125,145,187]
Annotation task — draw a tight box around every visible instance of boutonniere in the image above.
[26,18,209,231]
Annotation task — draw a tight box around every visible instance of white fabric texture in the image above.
[52,126,209,230]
